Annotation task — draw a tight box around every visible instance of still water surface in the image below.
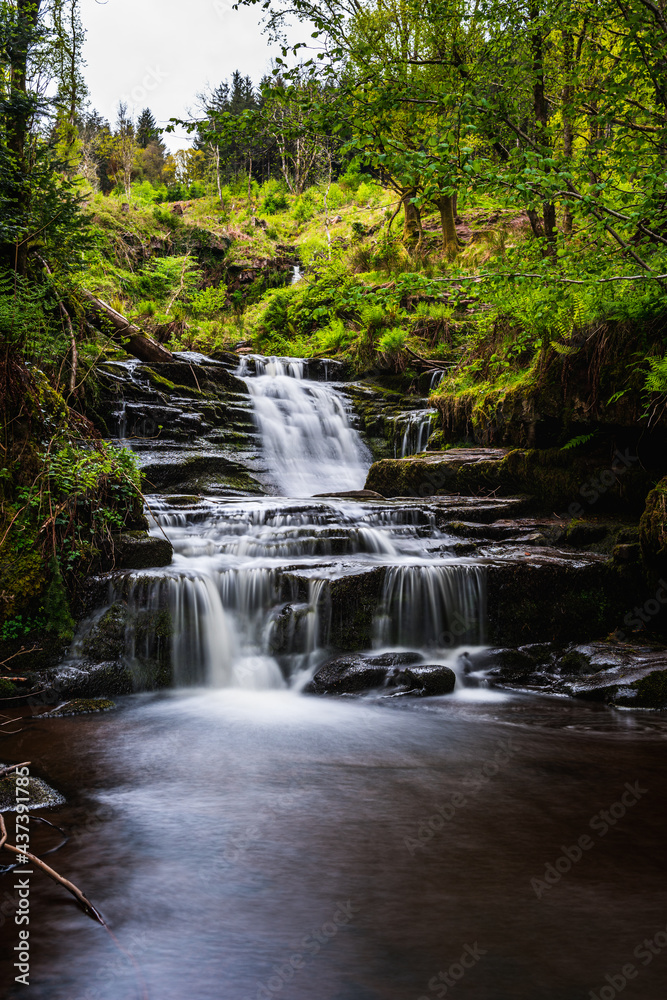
[2,689,666,1000]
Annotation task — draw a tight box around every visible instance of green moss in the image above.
[639,477,667,571]
[47,698,116,716]
[628,669,667,708]
[44,557,75,640]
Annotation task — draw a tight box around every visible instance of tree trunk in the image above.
[81,292,174,363]
[561,29,575,235]
[434,194,461,258]
[402,189,422,244]
[531,5,556,252]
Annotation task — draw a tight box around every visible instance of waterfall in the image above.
[394,410,436,457]
[84,354,491,696]
[243,357,371,496]
[374,564,485,649]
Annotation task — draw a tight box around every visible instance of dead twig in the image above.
[0,814,106,925]
[0,647,40,670]
[0,762,30,779]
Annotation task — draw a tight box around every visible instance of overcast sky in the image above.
[81,0,290,150]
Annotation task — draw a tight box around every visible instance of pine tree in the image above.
[136,108,161,149]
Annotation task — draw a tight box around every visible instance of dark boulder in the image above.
[113,532,173,569]
[305,650,456,697]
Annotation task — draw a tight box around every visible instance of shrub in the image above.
[293,191,316,223]
[379,327,408,353]
[189,284,229,318]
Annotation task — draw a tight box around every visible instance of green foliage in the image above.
[378,327,407,352]
[561,432,598,452]
[314,318,355,353]
[293,190,316,223]
[0,614,46,642]
[189,284,229,318]
[644,356,667,398]
[262,180,289,214]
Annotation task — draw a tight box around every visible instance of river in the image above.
[1,357,666,1000]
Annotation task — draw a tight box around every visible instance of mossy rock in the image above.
[0,548,46,620]
[0,772,65,812]
[614,669,667,709]
[45,698,116,717]
[81,604,130,662]
[365,447,651,514]
[640,477,667,573]
[113,532,173,569]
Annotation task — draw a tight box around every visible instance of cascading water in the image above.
[85,353,489,692]
[242,356,371,496]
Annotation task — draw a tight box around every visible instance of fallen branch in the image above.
[0,814,106,925]
[81,290,174,364]
[1,646,40,670]
[405,346,454,370]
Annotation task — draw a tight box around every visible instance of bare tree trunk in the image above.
[214,145,222,206]
[81,292,174,363]
[323,152,332,258]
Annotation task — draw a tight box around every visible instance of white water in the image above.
[243,356,371,496]
[88,356,489,693]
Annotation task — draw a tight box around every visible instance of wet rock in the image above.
[80,604,129,662]
[45,698,116,717]
[461,645,556,684]
[549,641,667,708]
[312,490,386,500]
[305,651,426,695]
[388,664,457,696]
[640,477,667,574]
[113,532,173,569]
[304,655,388,695]
[365,447,650,514]
[470,638,667,709]
[0,770,65,811]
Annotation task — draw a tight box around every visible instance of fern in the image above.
[644,355,667,396]
[561,431,598,451]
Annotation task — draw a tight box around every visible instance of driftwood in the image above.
[0,814,106,925]
[81,290,174,364]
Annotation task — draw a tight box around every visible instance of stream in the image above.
[1,357,666,1000]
